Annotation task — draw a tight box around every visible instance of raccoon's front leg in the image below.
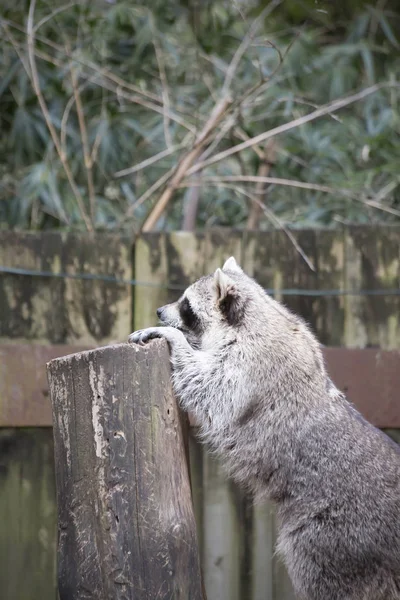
[129,327,211,418]
[128,326,194,360]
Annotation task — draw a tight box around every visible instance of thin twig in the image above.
[246,141,276,229]
[187,82,398,176]
[2,17,197,132]
[61,93,78,158]
[1,17,163,103]
[26,0,92,231]
[139,5,284,232]
[60,78,95,163]
[234,28,300,111]
[68,56,96,221]
[179,179,400,218]
[141,96,231,231]
[33,1,79,33]
[222,0,282,94]
[198,114,238,162]
[114,141,188,178]
[150,15,173,149]
[90,90,107,166]
[364,199,400,217]
[187,175,348,195]
[125,165,177,219]
[106,81,196,133]
[206,181,316,271]
[2,33,64,68]
[233,126,265,159]
[2,24,30,73]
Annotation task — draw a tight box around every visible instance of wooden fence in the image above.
[1,227,400,600]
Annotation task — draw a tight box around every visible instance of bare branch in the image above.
[188,175,347,195]
[2,24,196,135]
[107,81,196,134]
[150,16,173,149]
[141,96,231,231]
[26,0,93,231]
[68,55,96,221]
[222,0,282,94]
[364,199,400,217]
[233,126,266,159]
[60,92,78,159]
[2,32,64,68]
[246,141,276,230]
[1,17,163,104]
[203,181,316,271]
[123,164,177,221]
[138,3,285,231]
[2,24,30,73]
[33,1,79,33]
[114,140,189,178]
[233,28,301,111]
[90,90,108,166]
[182,167,201,231]
[198,114,238,162]
[187,82,398,176]
[180,178,400,218]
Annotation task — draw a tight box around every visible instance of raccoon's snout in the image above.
[157,304,185,333]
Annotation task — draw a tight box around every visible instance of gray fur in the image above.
[129,257,400,600]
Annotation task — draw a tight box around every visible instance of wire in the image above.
[0,265,185,291]
[1,265,400,297]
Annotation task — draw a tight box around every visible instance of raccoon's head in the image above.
[156,257,265,347]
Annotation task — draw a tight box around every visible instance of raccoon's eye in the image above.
[179,297,200,331]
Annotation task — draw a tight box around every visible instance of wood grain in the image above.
[47,340,203,600]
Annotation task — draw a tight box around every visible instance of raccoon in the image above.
[129,257,400,600]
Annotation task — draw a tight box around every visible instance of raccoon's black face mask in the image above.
[156,293,206,348]
[156,257,248,345]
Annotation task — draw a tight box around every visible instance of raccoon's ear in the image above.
[222,256,243,273]
[214,268,243,325]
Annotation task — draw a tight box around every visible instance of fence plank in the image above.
[134,233,169,329]
[0,344,90,426]
[344,226,400,349]
[0,231,132,344]
[203,454,241,600]
[242,230,281,297]
[0,429,57,600]
[251,504,276,600]
[134,232,206,329]
[204,228,243,272]
[166,231,206,296]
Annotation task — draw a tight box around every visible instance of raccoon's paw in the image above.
[128,327,165,345]
[128,327,193,356]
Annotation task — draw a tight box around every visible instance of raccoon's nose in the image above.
[156,307,163,318]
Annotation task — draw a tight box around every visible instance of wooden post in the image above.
[47,340,204,600]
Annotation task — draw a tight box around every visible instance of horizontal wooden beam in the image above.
[323,347,400,429]
[0,344,91,427]
[0,344,399,428]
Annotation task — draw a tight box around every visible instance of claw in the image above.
[128,327,161,345]
[128,330,143,344]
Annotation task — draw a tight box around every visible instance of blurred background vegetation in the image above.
[1,0,400,232]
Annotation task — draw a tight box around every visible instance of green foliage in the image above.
[0,0,400,230]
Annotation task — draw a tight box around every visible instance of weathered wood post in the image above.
[47,340,204,600]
